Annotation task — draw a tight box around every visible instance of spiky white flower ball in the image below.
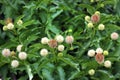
[40,49,48,56]
[11,60,19,68]
[87,22,94,28]
[98,24,105,30]
[18,52,27,60]
[65,36,74,44]
[88,69,95,75]
[96,48,103,54]
[111,32,119,40]
[104,60,111,68]
[7,23,14,30]
[2,48,11,57]
[16,45,23,52]
[17,19,23,26]
[41,37,49,44]
[56,35,64,43]
[87,49,95,57]
[58,45,65,51]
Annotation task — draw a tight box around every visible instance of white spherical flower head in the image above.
[87,22,94,28]
[58,45,65,51]
[88,69,95,75]
[98,24,105,30]
[104,60,111,68]
[96,48,103,54]
[7,23,14,30]
[111,32,119,40]
[40,49,48,56]
[56,35,64,43]
[85,16,91,22]
[2,48,11,57]
[18,52,27,60]
[17,45,23,52]
[65,36,74,44]
[41,37,49,44]
[11,60,19,68]
[87,49,95,57]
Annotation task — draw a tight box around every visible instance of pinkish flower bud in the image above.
[65,36,74,44]
[111,32,119,40]
[48,39,58,48]
[2,48,11,57]
[95,53,104,64]
[91,14,100,23]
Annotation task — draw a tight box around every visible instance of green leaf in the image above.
[42,69,54,80]
[57,66,65,80]
[26,65,33,80]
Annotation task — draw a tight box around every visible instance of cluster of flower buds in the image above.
[87,48,111,68]
[3,18,23,31]
[1,44,27,68]
[40,35,74,57]
[85,11,106,31]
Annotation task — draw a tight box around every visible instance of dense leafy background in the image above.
[0,0,120,80]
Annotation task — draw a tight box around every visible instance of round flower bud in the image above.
[40,49,48,56]
[103,50,109,56]
[55,35,64,43]
[98,24,105,30]
[95,53,104,64]
[70,47,74,50]
[85,16,91,22]
[96,48,103,54]
[111,32,119,40]
[48,39,58,48]
[41,37,49,44]
[3,25,8,31]
[88,69,95,75]
[58,53,63,57]
[90,0,94,3]
[68,29,73,32]
[65,36,74,44]
[17,19,23,26]
[104,60,111,68]
[95,11,100,15]
[100,4,104,7]
[11,60,19,68]
[10,51,16,56]
[7,23,14,30]
[18,52,27,60]
[16,45,23,52]
[87,49,95,57]
[58,45,65,51]
[87,22,94,28]
[91,14,100,23]
[2,48,11,57]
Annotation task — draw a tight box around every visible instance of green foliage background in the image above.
[0,0,120,80]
